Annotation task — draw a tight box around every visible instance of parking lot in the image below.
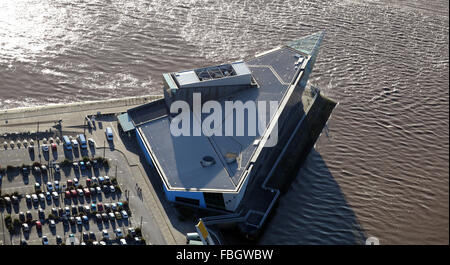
[0,136,145,245]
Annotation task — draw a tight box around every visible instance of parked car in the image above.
[121,210,128,219]
[110,185,115,193]
[77,189,84,196]
[22,223,29,232]
[49,220,56,228]
[70,189,77,197]
[52,192,59,200]
[128,228,136,237]
[88,138,96,147]
[19,212,25,222]
[115,228,123,237]
[56,235,62,245]
[120,238,127,245]
[54,181,60,190]
[108,212,115,220]
[102,230,109,239]
[114,212,122,220]
[82,215,89,223]
[97,203,104,212]
[36,221,42,230]
[42,145,49,152]
[105,127,113,141]
[38,208,45,218]
[67,180,74,187]
[54,164,60,173]
[47,182,53,191]
[26,211,33,221]
[101,213,108,221]
[83,188,90,196]
[76,216,82,225]
[38,193,45,202]
[32,194,38,203]
[42,236,49,245]
[73,178,79,186]
[41,165,47,172]
[34,183,41,191]
[45,192,52,201]
[95,186,102,194]
[71,140,79,149]
[96,214,102,221]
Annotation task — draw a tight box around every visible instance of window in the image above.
[175,196,199,206]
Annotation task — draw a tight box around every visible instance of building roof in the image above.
[117,113,135,132]
[137,32,325,192]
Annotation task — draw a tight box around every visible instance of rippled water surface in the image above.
[0,0,448,244]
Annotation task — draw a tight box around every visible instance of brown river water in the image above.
[0,0,448,244]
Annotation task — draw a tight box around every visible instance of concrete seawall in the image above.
[0,95,163,121]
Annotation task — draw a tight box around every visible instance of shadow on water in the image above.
[258,149,367,245]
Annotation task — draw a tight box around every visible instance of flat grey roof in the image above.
[138,46,304,191]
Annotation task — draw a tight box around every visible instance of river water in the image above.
[0,0,448,244]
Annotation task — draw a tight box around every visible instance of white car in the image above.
[49,220,56,227]
[102,230,109,239]
[52,192,59,199]
[71,139,79,148]
[105,127,113,141]
[32,194,38,203]
[38,193,45,202]
[120,238,127,245]
[76,216,82,225]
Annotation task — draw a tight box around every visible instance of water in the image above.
[0,0,448,244]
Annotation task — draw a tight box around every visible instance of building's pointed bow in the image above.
[287,30,325,57]
[287,31,325,86]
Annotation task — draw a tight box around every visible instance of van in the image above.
[105,127,113,141]
[63,136,72,150]
[78,134,87,149]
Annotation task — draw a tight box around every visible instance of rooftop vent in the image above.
[200,156,216,167]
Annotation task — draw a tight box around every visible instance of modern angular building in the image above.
[118,31,331,213]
